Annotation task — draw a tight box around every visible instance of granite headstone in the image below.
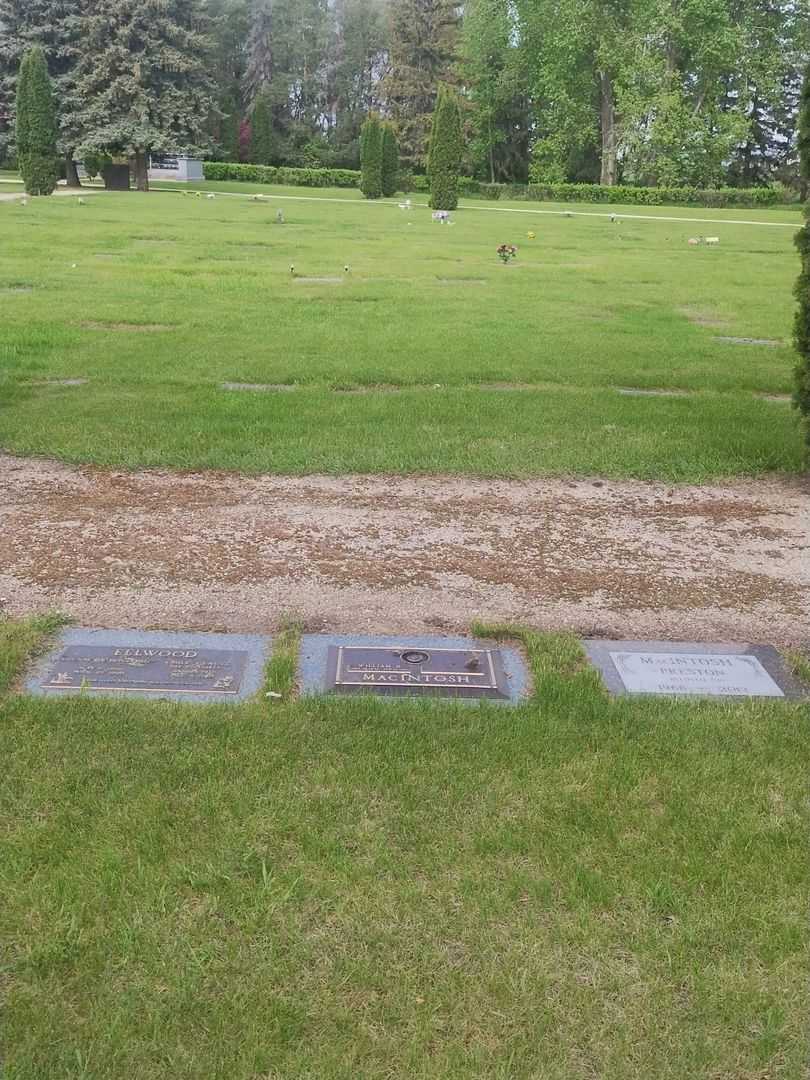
[584,639,803,699]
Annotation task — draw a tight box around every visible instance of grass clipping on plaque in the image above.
[1,616,808,1078]
[0,185,802,480]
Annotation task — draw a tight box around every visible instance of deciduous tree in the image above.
[460,0,530,183]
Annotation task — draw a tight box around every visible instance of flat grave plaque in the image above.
[298,635,528,704]
[27,629,272,703]
[41,645,248,696]
[327,645,511,699]
[584,640,802,699]
[609,651,782,697]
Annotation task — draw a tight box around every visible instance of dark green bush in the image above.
[16,46,59,196]
[401,174,429,193]
[360,115,383,199]
[249,90,275,166]
[203,161,360,188]
[794,221,810,449]
[794,62,810,453]
[428,86,463,211]
[82,152,112,180]
[799,61,810,199]
[381,124,399,198]
[522,182,781,208]
[200,162,786,210]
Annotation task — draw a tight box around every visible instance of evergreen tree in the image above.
[0,0,82,180]
[360,112,382,197]
[16,45,58,194]
[799,61,810,201]
[244,0,274,107]
[328,0,388,168]
[70,0,218,191]
[243,0,331,163]
[381,123,399,196]
[428,84,462,210]
[219,89,241,160]
[249,85,274,163]
[794,62,810,453]
[382,0,459,170]
[205,0,250,160]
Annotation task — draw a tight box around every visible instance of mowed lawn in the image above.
[0,184,804,479]
[0,617,807,1079]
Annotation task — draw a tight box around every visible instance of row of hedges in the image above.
[203,160,792,209]
[523,182,783,208]
[385,172,788,207]
[407,175,786,208]
[203,161,361,188]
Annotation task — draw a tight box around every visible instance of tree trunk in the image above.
[599,71,618,186]
[132,151,149,192]
[64,156,81,187]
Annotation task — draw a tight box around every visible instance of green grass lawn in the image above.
[1,617,808,1079]
[0,184,803,480]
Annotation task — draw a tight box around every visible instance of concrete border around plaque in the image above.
[583,639,804,700]
[26,628,272,704]
[298,634,529,705]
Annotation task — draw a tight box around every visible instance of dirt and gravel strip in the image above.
[0,187,109,202]
[1,453,808,647]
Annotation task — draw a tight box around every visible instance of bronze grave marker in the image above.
[41,644,249,696]
[325,644,512,700]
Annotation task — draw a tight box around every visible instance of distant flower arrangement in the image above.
[497,244,518,264]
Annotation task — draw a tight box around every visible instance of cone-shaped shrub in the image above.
[250,88,274,165]
[799,61,810,201]
[794,220,810,449]
[16,47,59,196]
[795,62,810,453]
[360,114,383,198]
[381,124,399,197]
[428,85,462,211]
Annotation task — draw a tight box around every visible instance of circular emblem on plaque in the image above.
[401,650,429,665]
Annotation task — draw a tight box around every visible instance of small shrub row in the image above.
[453,179,785,208]
[527,182,783,208]
[203,160,791,209]
[203,161,361,188]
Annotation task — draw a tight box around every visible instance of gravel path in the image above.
[2,453,808,646]
[0,187,108,202]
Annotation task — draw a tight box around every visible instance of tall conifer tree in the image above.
[799,61,810,202]
[360,112,382,197]
[428,84,462,209]
[16,44,58,194]
[382,0,458,170]
[794,62,810,451]
[70,0,218,190]
[249,85,275,163]
[381,123,399,196]
[0,0,82,180]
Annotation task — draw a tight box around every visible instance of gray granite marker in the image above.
[299,634,529,704]
[27,628,272,704]
[584,639,804,699]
